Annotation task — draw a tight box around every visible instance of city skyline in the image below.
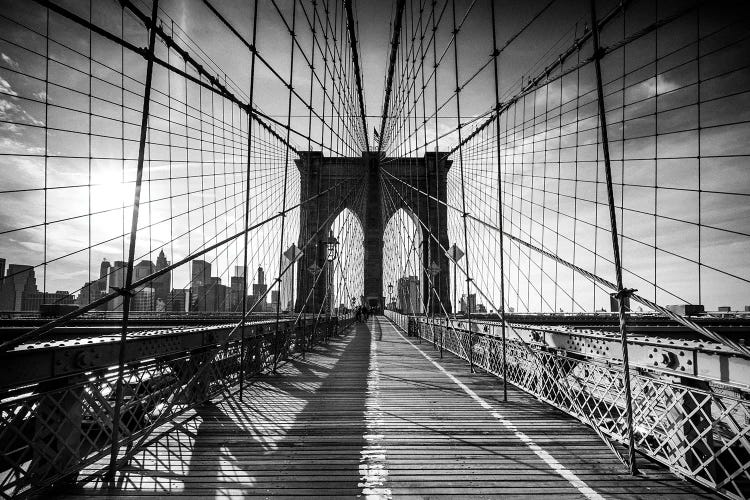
[0,250,286,314]
[1,0,748,316]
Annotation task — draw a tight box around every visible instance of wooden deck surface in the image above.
[62,316,717,499]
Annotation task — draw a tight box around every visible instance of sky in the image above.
[0,0,748,313]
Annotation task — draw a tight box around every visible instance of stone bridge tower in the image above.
[295,151,452,315]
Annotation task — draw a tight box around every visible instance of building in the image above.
[153,250,171,304]
[107,260,127,311]
[132,260,156,311]
[98,259,111,293]
[0,264,37,311]
[191,260,211,288]
[279,255,294,312]
[252,266,268,312]
[230,275,245,311]
[460,293,477,314]
[397,276,421,314]
[167,288,190,312]
[26,290,75,312]
[252,266,267,296]
[77,281,99,307]
[130,287,156,312]
[234,266,246,279]
[206,277,227,312]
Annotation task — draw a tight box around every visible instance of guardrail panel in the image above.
[384,312,750,500]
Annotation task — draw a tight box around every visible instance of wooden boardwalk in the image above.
[64,316,717,499]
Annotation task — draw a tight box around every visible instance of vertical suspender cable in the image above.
[431,0,443,357]
[240,0,259,400]
[108,0,159,479]
[274,0,297,372]
[344,0,370,153]
[378,0,407,153]
[489,0,508,402]
[589,0,638,475]
[450,0,474,372]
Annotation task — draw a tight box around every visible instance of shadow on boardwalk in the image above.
[62,322,372,497]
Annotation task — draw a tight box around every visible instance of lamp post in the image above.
[427,261,440,348]
[388,283,394,310]
[326,230,339,262]
[325,230,339,317]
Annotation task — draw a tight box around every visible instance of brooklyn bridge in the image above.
[0,0,748,497]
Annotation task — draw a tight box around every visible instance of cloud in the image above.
[1,53,19,70]
[0,135,44,155]
[0,97,44,126]
[0,76,18,96]
[0,122,20,133]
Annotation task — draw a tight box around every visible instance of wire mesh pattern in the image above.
[378,1,749,496]
[393,313,750,500]
[1,0,366,496]
[1,0,750,498]
[0,316,347,498]
[379,0,750,320]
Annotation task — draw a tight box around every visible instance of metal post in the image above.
[107,0,159,479]
[489,0,508,402]
[440,317,444,358]
[590,0,638,475]
[239,0,260,402]
[453,260,457,319]
[450,0,474,373]
[274,0,297,373]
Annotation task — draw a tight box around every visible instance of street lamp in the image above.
[325,230,339,261]
[387,283,394,310]
[324,230,339,316]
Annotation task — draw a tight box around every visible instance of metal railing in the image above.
[385,311,750,500]
[0,314,355,498]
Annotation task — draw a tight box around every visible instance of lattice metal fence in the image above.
[386,312,750,500]
[0,316,351,498]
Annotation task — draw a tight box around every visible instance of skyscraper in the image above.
[191,260,211,288]
[252,266,267,297]
[153,250,171,304]
[234,265,246,278]
[252,266,268,312]
[230,275,244,311]
[0,264,38,311]
[98,259,111,293]
[460,293,476,314]
[132,260,155,310]
[167,288,190,312]
[279,254,293,312]
[107,260,127,311]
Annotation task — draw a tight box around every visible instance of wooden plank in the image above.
[58,317,719,499]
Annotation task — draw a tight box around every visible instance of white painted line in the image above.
[359,318,392,499]
[385,319,605,500]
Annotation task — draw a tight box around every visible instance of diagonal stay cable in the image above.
[380,168,627,468]
[116,176,363,465]
[0,178,354,353]
[380,168,750,357]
